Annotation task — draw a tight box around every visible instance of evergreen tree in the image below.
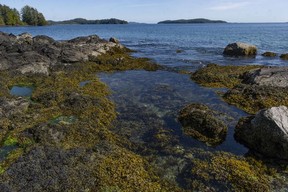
[21,5,47,26]
[0,4,22,25]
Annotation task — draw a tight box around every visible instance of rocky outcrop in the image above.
[0,32,123,75]
[223,42,257,56]
[235,106,288,159]
[262,51,277,57]
[242,67,288,88]
[178,103,227,146]
[280,53,288,60]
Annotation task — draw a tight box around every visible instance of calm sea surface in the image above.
[1,24,288,155]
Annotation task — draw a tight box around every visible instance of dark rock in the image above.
[0,32,123,75]
[33,35,55,45]
[262,51,277,57]
[68,35,106,45]
[242,67,288,88]
[235,106,288,159]
[0,97,30,118]
[109,37,119,44]
[280,53,288,60]
[223,42,257,56]
[178,103,227,146]
[60,48,88,63]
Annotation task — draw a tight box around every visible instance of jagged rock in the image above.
[262,52,277,57]
[235,106,288,159]
[0,32,124,75]
[223,42,257,56]
[242,67,288,88]
[178,103,227,146]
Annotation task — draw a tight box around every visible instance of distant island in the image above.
[48,18,128,25]
[158,18,227,24]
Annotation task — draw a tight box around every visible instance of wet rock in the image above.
[178,103,227,146]
[223,42,257,56]
[242,67,288,88]
[280,53,288,60]
[109,37,119,44]
[0,32,125,75]
[235,106,288,159]
[262,51,277,57]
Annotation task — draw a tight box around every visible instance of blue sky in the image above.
[1,0,287,23]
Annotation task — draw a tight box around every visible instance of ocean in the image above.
[1,23,288,155]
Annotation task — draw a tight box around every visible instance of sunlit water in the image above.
[2,23,288,156]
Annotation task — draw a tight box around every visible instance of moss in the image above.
[184,152,271,191]
[191,64,262,88]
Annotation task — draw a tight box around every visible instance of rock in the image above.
[33,35,55,45]
[262,51,277,57]
[178,103,227,146]
[280,53,288,60]
[242,67,288,88]
[109,37,119,44]
[223,42,257,56]
[235,106,288,159]
[0,32,124,75]
[60,48,88,63]
[0,97,30,118]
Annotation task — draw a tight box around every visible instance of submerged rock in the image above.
[178,103,227,146]
[235,106,288,159]
[262,51,277,57]
[280,53,288,60]
[223,42,257,56]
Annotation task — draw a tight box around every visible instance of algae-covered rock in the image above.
[178,103,227,146]
[262,51,277,57]
[0,143,167,191]
[235,106,288,160]
[191,64,261,88]
[280,53,288,60]
[181,151,271,191]
[223,42,257,57]
[224,84,288,114]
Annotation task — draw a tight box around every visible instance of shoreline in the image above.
[0,32,287,191]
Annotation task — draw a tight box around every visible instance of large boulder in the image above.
[242,67,288,88]
[223,42,257,56]
[235,106,288,159]
[178,103,227,146]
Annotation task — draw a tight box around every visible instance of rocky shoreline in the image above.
[0,34,288,191]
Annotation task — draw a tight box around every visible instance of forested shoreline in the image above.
[0,4,47,26]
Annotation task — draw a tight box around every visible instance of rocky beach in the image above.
[0,31,288,192]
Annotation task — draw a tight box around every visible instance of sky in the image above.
[1,0,287,23]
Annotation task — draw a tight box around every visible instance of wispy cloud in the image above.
[208,2,250,11]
